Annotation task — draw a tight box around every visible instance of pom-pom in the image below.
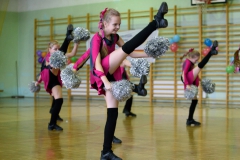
[60,64,81,89]
[29,81,41,92]
[144,37,170,58]
[201,78,215,94]
[184,85,198,100]
[49,51,67,69]
[130,58,150,78]
[110,80,132,102]
[72,27,91,43]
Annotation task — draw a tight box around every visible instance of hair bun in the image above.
[100,8,108,19]
[189,48,194,52]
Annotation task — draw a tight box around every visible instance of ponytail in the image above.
[98,8,108,39]
[180,48,194,61]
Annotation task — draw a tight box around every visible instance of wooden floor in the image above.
[0,98,240,160]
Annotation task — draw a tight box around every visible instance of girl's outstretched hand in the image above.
[35,82,39,86]
[72,69,77,73]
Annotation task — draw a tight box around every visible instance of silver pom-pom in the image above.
[201,78,215,94]
[144,37,170,58]
[49,51,67,69]
[60,63,81,89]
[29,81,41,92]
[111,80,132,102]
[72,27,90,43]
[184,85,198,100]
[130,58,150,78]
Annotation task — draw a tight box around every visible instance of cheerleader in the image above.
[180,41,218,126]
[88,2,168,159]
[36,27,80,131]
[40,24,74,121]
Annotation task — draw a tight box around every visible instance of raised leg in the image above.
[108,2,168,74]
[59,24,73,54]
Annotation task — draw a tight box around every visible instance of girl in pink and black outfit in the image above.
[180,41,218,126]
[40,25,74,122]
[87,2,168,159]
[36,25,80,131]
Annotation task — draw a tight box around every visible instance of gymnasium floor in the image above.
[0,97,240,160]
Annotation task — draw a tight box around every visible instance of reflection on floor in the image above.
[0,98,240,160]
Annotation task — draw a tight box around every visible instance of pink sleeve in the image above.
[37,75,42,83]
[45,53,50,62]
[182,59,192,85]
[73,49,90,70]
[89,33,105,78]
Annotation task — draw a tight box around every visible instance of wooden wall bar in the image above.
[34,2,240,104]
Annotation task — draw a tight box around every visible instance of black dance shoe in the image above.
[100,151,122,160]
[48,124,63,131]
[186,119,201,126]
[57,115,63,121]
[210,40,218,55]
[112,136,122,144]
[123,110,137,117]
[154,2,168,28]
[133,75,147,96]
[66,24,74,41]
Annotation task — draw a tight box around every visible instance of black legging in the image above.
[188,100,198,120]
[122,20,157,54]
[49,98,63,125]
[59,37,70,54]
[102,108,118,154]
[102,20,158,154]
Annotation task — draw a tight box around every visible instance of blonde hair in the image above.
[47,40,60,52]
[102,8,120,23]
[98,8,120,58]
[180,49,200,61]
[100,46,108,59]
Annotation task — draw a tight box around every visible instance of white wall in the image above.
[8,0,117,12]
[7,0,237,12]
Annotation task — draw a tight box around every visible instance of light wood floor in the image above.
[0,97,240,160]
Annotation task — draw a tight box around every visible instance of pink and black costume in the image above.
[73,38,146,97]
[181,58,200,89]
[88,19,159,157]
[38,53,62,94]
[38,33,72,130]
[89,33,121,95]
[73,33,123,96]
[181,45,218,126]
[90,2,169,159]
[73,49,90,70]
